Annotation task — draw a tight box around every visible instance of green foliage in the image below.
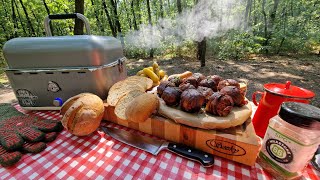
[0,0,319,65]
[212,30,263,60]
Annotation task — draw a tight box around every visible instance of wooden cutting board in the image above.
[103,104,261,166]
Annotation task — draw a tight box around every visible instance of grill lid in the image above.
[3,35,124,69]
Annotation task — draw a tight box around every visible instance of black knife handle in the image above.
[167,143,214,167]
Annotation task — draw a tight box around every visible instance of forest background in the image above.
[0,0,319,105]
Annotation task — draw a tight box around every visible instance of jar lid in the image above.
[264,81,315,99]
[279,102,320,130]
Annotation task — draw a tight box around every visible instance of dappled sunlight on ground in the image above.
[126,55,320,107]
[1,55,319,106]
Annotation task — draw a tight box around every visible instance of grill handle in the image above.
[44,13,91,36]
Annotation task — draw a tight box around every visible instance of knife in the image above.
[101,126,214,167]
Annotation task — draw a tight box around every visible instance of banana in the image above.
[143,68,159,83]
[136,70,144,75]
[140,73,147,77]
[159,70,166,79]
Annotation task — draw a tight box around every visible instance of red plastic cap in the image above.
[264,81,315,99]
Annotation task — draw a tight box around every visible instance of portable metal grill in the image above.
[3,13,127,110]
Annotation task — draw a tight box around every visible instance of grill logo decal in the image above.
[47,81,61,92]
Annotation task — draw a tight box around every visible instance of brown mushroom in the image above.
[180,89,205,113]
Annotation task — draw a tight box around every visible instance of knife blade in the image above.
[101,126,214,167]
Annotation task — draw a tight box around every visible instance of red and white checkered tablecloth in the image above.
[0,104,319,180]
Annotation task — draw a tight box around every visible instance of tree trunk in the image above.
[146,0,154,58]
[290,0,293,16]
[1,24,9,40]
[123,0,132,29]
[277,7,287,54]
[197,38,206,67]
[1,0,11,39]
[153,0,159,20]
[177,0,182,13]
[110,0,122,35]
[1,0,10,32]
[110,0,124,47]
[167,0,171,16]
[1,0,9,18]
[74,0,84,35]
[159,0,164,18]
[42,0,50,14]
[11,0,18,37]
[30,8,41,35]
[262,0,268,54]
[42,0,54,36]
[14,0,27,36]
[251,0,259,36]
[91,0,104,33]
[263,0,280,54]
[131,0,138,30]
[269,0,280,30]
[102,0,117,37]
[18,0,35,36]
[195,0,206,66]
[136,0,142,25]
[248,0,252,27]
[244,0,252,30]
[176,0,183,57]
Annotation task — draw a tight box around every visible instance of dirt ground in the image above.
[126,55,320,107]
[1,55,319,107]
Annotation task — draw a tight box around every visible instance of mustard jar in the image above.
[258,102,320,179]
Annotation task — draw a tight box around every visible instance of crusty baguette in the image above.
[125,93,159,123]
[114,90,144,120]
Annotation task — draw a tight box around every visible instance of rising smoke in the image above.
[124,0,245,49]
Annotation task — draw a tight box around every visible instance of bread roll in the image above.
[125,76,153,90]
[60,93,104,136]
[125,93,159,123]
[114,90,144,120]
[106,76,153,106]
